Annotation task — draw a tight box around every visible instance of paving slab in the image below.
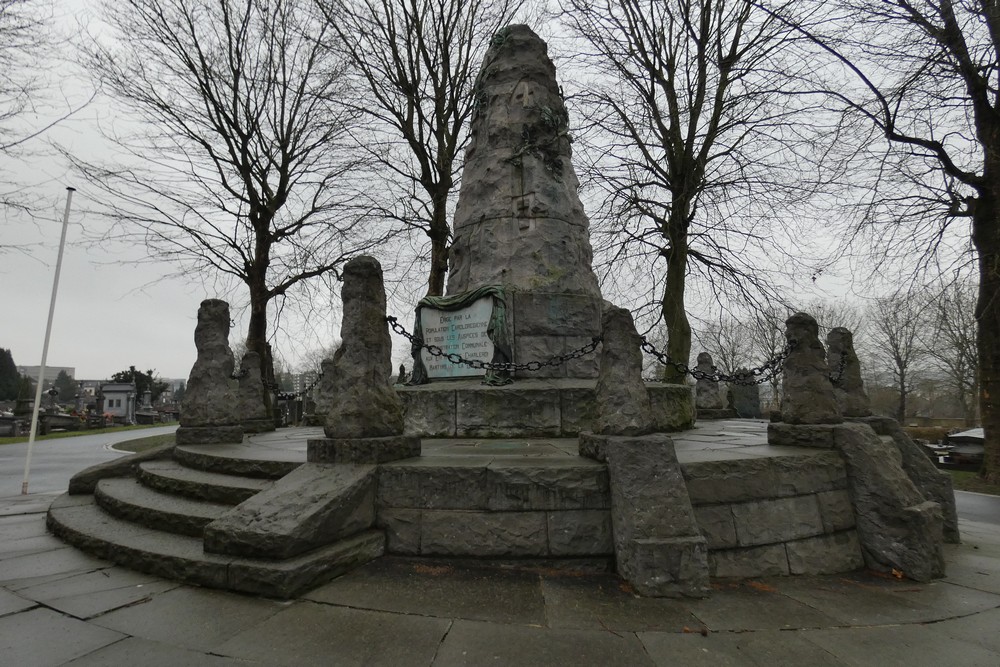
[63,636,253,666]
[639,629,846,667]
[0,607,125,667]
[305,557,546,624]
[540,574,700,631]
[20,567,181,619]
[0,544,109,585]
[770,574,945,625]
[0,513,54,540]
[214,601,450,666]
[0,533,68,560]
[687,582,842,630]
[432,618,653,666]
[89,586,286,652]
[933,606,1000,654]
[798,623,1000,667]
[0,587,36,616]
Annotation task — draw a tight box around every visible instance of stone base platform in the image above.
[48,420,866,598]
[397,378,695,438]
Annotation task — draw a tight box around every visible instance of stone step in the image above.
[95,478,231,537]
[46,494,385,599]
[174,444,302,479]
[138,460,272,505]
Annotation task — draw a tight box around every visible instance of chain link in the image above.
[639,337,794,386]
[386,316,600,372]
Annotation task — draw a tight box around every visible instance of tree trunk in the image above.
[973,181,1000,482]
[425,195,450,297]
[660,225,691,384]
[245,267,275,427]
[896,367,907,424]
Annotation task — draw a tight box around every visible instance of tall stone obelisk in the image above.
[447,25,603,378]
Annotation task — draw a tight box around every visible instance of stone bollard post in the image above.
[307,256,419,463]
[780,312,842,425]
[176,299,243,445]
[579,305,709,598]
[826,327,871,418]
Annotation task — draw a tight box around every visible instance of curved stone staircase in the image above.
[46,445,383,599]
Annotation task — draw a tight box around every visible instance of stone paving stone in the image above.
[16,565,168,603]
[305,557,546,625]
[0,496,57,517]
[934,607,1000,654]
[0,513,51,541]
[0,534,67,561]
[540,574,700,632]
[940,550,1000,594]
[799,623,1000,667]
[0,587,35,616]
[639,629,846,667]
[0,607,125,666]
[432,618,653,667]
[0,544,108,585]
[687,583,841,630]
[63,636,251,666]
[36,579,180,620]
[770,574,942,625]
[90,586,285,652]
[215,600,449,666]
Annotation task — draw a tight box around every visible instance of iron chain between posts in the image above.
[386,316,601,372]
[639,336,794,386]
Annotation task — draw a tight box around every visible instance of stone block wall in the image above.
[376,457,613,560]
[683,451,864,578]
[375,448,864,580]
[397,381,694,438]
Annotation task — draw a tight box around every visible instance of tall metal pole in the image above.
[22,187,76,495]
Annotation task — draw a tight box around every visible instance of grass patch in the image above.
[113,433,176,454]
[947,470,1000,496]
[0,423,167,446]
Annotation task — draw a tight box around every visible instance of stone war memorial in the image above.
[47,25,955,599]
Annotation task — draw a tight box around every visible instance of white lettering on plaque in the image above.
[419,297,495,379]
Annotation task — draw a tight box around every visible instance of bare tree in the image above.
[0,0,91,220]
[694,315,755,376]
[315,0,528,297]
[558,0,827,382]
[760,0,1000,478]
[926,277,979,426]
[70,0,392,418]
[867,289,929,423]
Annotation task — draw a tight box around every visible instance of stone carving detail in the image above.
[826,327,871,418]
[694,352,724,410]
[322,257,404,438]
[781,312,842,424]
[592,306,654,436]
[180,299,239,428]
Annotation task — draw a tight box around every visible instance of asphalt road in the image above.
[955,489,1000,525]
[0,425,178,497]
